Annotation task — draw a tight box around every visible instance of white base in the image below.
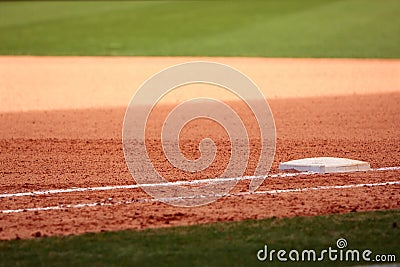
[279,157,370,174]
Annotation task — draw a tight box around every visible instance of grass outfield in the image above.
[0,0,399,58]
[0,209,399,267]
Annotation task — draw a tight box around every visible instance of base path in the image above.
[0,57,399,240]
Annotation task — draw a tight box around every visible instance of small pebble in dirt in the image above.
[392,222,397,228]
[33,231,41,238]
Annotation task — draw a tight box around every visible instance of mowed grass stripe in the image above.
[0,0,399,58]
[0,209,399,267]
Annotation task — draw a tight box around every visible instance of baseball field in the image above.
[0,1,400,266]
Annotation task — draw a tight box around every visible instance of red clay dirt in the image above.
[0,57,400,240]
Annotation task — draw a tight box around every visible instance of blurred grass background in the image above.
[0,0,399,57]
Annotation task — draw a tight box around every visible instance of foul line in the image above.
[2,180,400,214]
[1,166,399,199]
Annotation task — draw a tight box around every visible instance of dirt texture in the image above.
[0,57,399,240]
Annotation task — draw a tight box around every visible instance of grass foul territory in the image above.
[0,209,399,267]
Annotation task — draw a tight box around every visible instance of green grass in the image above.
[0,209,399,267]
[0,0,399,58]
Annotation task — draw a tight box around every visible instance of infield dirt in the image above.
[0,57,399,239]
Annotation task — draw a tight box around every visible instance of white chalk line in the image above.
[1,166,399,199]
[0,171,311,198]
[2,180,400,214]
